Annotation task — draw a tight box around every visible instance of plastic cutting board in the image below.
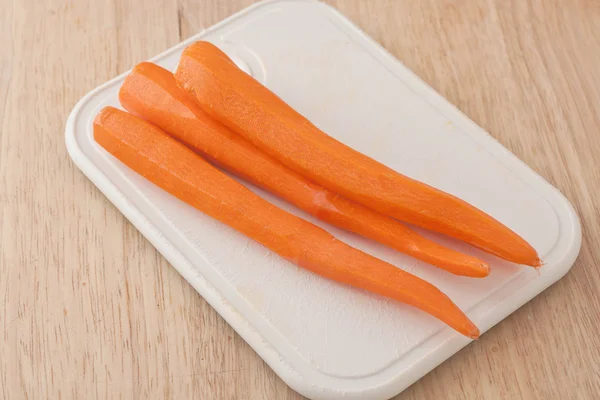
[65,1,582,399]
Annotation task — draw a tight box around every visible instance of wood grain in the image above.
[1,0,599,398]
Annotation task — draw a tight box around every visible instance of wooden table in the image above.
[2,0,599,398]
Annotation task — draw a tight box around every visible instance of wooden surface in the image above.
[1,0,599,398]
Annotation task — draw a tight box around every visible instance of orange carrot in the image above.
[119,62,489,277]
[174,41,541,267]
[94,106,480,338]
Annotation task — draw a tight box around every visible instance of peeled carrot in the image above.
[119,62,489,277]
[94,106,479,338]
[174,41,541,267]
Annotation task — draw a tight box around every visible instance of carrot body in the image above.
[94,106,479,338]
[174,41,541,267]
[119,62,489,277]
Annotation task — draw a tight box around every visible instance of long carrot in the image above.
[94,106,480,338]
[119,62,490,277]
[174,41,541,267]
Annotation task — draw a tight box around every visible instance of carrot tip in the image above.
[463,261,490,278]
[532,258,544,276]
[467,326,480,339]
[479,262,491,277]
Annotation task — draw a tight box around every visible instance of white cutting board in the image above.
[65,1,582,399]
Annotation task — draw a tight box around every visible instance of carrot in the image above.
[174,41,541,267]
[119,62,490,277]
[94,106,480,338]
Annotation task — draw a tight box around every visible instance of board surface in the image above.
[65,1,581,399]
